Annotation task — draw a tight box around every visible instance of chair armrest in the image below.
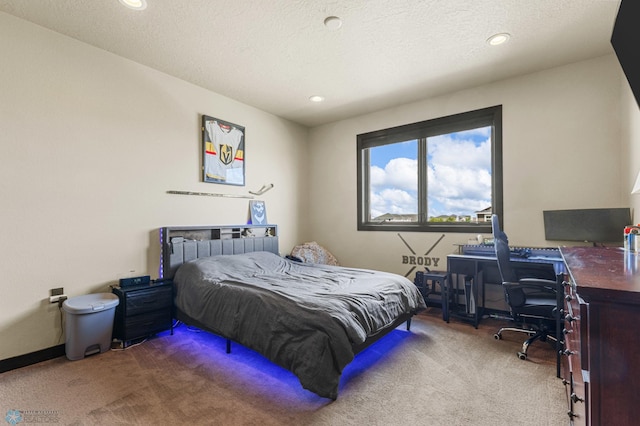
[518,278,558,293]
[503,278,556,290]
[503,278,558,308]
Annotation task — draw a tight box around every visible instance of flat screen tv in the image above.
[611,0,640,108]
[543,208,631,244]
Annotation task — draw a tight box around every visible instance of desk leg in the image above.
[464,275,475,315]
[443,274,450,323]
[476,269,484,329]
[445,267,482,328]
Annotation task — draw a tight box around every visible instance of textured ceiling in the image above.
[0,0,622,127]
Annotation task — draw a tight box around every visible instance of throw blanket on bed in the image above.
[173,251,426,399]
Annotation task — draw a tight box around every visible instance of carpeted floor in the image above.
[0,309,567,425]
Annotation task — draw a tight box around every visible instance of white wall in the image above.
[0,13,309,360]
[621,77,640,222]
[307,55,625,275]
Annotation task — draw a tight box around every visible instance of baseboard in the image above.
[0,344,65,374]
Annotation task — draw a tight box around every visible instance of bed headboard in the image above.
[159,224,279,279]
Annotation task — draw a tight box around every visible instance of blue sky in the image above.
[369,126,492,219]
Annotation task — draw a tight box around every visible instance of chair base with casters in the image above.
[494,320,557,360]
[492,279,560,360]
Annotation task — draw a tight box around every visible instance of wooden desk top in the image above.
[560,246,640,304]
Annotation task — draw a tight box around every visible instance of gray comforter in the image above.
[173,251,426,399]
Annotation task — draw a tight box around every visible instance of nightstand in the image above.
[112,280,173,346]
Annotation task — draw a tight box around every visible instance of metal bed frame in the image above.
[159,224,417,398]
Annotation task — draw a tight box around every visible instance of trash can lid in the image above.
[62,293,119,314]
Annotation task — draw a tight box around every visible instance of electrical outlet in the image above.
[49,294,67,303]
[49,288,65,304]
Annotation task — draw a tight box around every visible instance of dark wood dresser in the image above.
[559,247,640,425]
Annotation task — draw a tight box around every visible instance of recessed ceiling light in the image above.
[119,0,147,10]
[487,33,510,46]
[324,16,342,30]
[309,95,325,103]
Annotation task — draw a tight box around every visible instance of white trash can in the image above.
[62,293,119,360]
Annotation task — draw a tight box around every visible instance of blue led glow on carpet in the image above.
[155,323,414,401]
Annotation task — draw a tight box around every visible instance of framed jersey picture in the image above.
[202,115,245,186]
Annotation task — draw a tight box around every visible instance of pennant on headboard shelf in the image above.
[166,190,254,199]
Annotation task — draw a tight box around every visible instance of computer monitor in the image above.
[543,208,631,244]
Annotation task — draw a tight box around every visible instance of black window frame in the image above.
[357,105,503,233]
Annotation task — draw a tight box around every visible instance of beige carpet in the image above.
[0,309,567,425]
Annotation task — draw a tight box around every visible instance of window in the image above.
[357,105,502,233]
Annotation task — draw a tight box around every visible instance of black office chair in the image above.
[491,214,559,360]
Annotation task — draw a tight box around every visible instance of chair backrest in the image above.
[491,214,517,283]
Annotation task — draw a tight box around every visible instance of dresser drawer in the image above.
[122,309,173,341]
[124,285,173,316]
[562,278,587,425]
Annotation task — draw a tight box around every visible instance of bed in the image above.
[160,225,426,400]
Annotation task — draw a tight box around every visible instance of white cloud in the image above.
[429,134,491,170]
[369,131,492,218]
[370,165,386,187]
[425,133,492,216]
[429,196,491,218]
[370,188,416,218]
[369,157,418,217]
[370,158,417,191]
[428,165,491,200]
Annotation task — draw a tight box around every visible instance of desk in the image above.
[446,245,563,326]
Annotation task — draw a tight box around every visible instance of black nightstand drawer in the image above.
[112,280,174,345]
[123,310,173,341]
[124,286,173,316]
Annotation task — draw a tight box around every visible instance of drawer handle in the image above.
[562,328,573,335]
[565,314,579,323]
[571,392,584,404]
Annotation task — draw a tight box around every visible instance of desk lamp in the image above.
[632,171,640,194]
